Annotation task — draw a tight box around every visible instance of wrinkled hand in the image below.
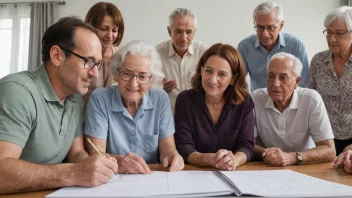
[163,79,177,93]
[204,149,238,171]
[72,154,118,187]
[118,153,151,174]
[162,150,184,172]
[334,150,352,173]
[263,148,294,167]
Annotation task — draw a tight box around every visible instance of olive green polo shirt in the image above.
[0,64,84,164]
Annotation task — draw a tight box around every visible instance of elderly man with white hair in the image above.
[156,8,208,112]
[252,52,335,167]
[238,1,309,92]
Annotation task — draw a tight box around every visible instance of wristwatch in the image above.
[296,152,303,165]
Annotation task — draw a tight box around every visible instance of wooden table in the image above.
[1,162,351,198]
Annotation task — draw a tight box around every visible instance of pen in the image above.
[87,138,119,176]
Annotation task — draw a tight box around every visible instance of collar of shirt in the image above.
[111,86,154,113]
[167,39,195,57]
[325,50,352,64]
[254,32,286,50]
[265,88,299,112]
[36,64,76,104]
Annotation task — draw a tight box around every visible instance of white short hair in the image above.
[324,6,352,38]
[110,40,165,86]
[267,52,303,77]
[169,8,197,28]
[253,1,283,24]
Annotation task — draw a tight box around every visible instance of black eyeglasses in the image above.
[117,69,152,84]
[60,47,104,70]
[254,23,280,33]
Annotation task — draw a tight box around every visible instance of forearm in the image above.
[160,147,177,164]
[67,150,89,163]
[234,152,248,167]
[253,145,265,161]
[300,145,335,165]
[187,152,210,167]
[0,157,74,194]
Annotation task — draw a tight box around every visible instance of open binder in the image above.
[47,169,352,197]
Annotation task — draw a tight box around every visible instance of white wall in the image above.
[0,0,341,59]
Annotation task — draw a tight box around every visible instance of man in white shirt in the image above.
[252,52,335,166]
[156,8,208,112]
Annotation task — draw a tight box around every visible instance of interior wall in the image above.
[0,0,341,60]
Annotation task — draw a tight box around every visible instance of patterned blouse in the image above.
[306,49,352,140]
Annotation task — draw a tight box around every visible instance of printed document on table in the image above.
[221,169,352,197]
[47,171,233,197]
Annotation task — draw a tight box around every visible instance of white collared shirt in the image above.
[252,87,334,152]
[156,40,208,112]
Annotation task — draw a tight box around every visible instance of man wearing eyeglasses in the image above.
[251,52,335,167]
[156,8,208,113]
[238,1,309,92]
[0,16,118,194]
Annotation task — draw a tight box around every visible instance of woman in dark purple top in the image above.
[174,43,254,171]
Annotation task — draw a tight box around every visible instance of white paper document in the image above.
[47,170,352,197]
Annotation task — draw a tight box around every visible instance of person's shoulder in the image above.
[297,87,322,100]
[192,40,207,47]
[311,49,330,61]
[238,34,257,47]
[251,88,268,99]
[282,32,305,45]
[91,86,115,99]
[0,70,36,86]
[0,71,38,94]
[148,87,169,101]
[192,40,208,53]
[156,40,169,51]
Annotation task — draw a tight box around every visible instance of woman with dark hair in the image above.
[84,2,125,106]
[174,43,254,171]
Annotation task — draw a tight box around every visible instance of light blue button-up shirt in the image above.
[238,32,309,92]
[84,86,174,164]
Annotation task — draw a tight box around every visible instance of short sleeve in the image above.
[0,82,36,148]
[74,100,84,138]
[84,89,109,140]
[158,91,175,139]
[308,91,334,142]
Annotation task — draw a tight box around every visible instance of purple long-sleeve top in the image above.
[174,89,254,163]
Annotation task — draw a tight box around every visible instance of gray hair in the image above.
[267,52,303,77]
[110,40,165,86]
[324,6,352,36]
[253,1,283,24]
[169,8,197,28]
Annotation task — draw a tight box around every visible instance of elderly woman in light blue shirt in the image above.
[84,40,184,174]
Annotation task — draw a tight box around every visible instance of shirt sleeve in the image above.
[0,82,35,148]
[237,42,249,75]
[84,89,109,140]
[294,41,310,87]
[158,91,175,139]
[75,98,84,138]
[233,94,255,161]
[306,55,318,89]
[174,92,197,162]
[308,90,334,142]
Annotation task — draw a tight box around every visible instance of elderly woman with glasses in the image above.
[174,43,254,171]
[84,40,184,174]
[307,6,352,156]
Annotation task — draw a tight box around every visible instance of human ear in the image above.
[49,45,63,67]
